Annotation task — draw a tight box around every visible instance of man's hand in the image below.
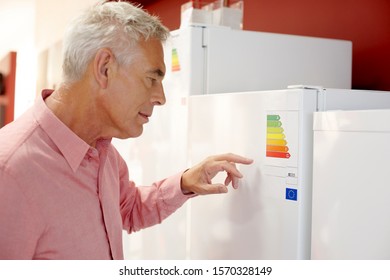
[181,153,254,195]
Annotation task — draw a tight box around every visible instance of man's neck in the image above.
[45,82,104,148]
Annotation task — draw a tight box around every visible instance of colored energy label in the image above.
[266,114,291,159]
[171,48,181,72]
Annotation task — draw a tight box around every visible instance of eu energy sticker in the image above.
[171,48,181,72]
[266,114,291,159]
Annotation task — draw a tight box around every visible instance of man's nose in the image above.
[151,84,166,106]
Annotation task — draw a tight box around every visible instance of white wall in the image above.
[0,0,98,117]
[0,0,36,117]
[35,0,98,52]
[0,0,35,59]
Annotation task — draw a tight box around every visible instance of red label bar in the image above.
[266,151,291,158]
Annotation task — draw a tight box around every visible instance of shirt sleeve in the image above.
[117,156,196,234]
[0,169,45,259]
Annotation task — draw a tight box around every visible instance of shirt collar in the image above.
[33,89,91,172]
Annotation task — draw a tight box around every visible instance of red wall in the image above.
[0,51,17,126]
[139,0,390,91]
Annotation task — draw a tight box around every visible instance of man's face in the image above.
[100,38,166,139]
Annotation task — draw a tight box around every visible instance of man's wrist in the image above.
[180,169,194,195]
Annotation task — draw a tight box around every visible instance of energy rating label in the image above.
[266,114,291,159]
[171,48,181,72]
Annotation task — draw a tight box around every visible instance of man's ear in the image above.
[93,48,115,89]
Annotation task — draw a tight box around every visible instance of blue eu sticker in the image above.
[286,188,298,201]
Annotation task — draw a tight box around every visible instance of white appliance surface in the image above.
[311,109,390,259]
[187,89,308,259]
[187,88,390,260]
[203,28,352,92]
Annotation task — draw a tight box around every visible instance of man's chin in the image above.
[124,128,143,139]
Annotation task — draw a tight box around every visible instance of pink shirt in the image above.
[0,90,191,260]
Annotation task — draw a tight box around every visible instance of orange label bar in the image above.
[267,145,289,152]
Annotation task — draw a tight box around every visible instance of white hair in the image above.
[62,1,170,83]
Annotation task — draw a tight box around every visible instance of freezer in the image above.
[311,109,390,259]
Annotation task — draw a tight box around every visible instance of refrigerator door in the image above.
[187,89,315,259]
[312,110,390,259]
[203,28,352,93]
[319,88,390,111]
[163,26,205,96]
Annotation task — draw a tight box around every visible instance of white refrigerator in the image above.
[187,87,390,259]
[163,25,352,96]
[311,109,390,259]
[113,25,352,259]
